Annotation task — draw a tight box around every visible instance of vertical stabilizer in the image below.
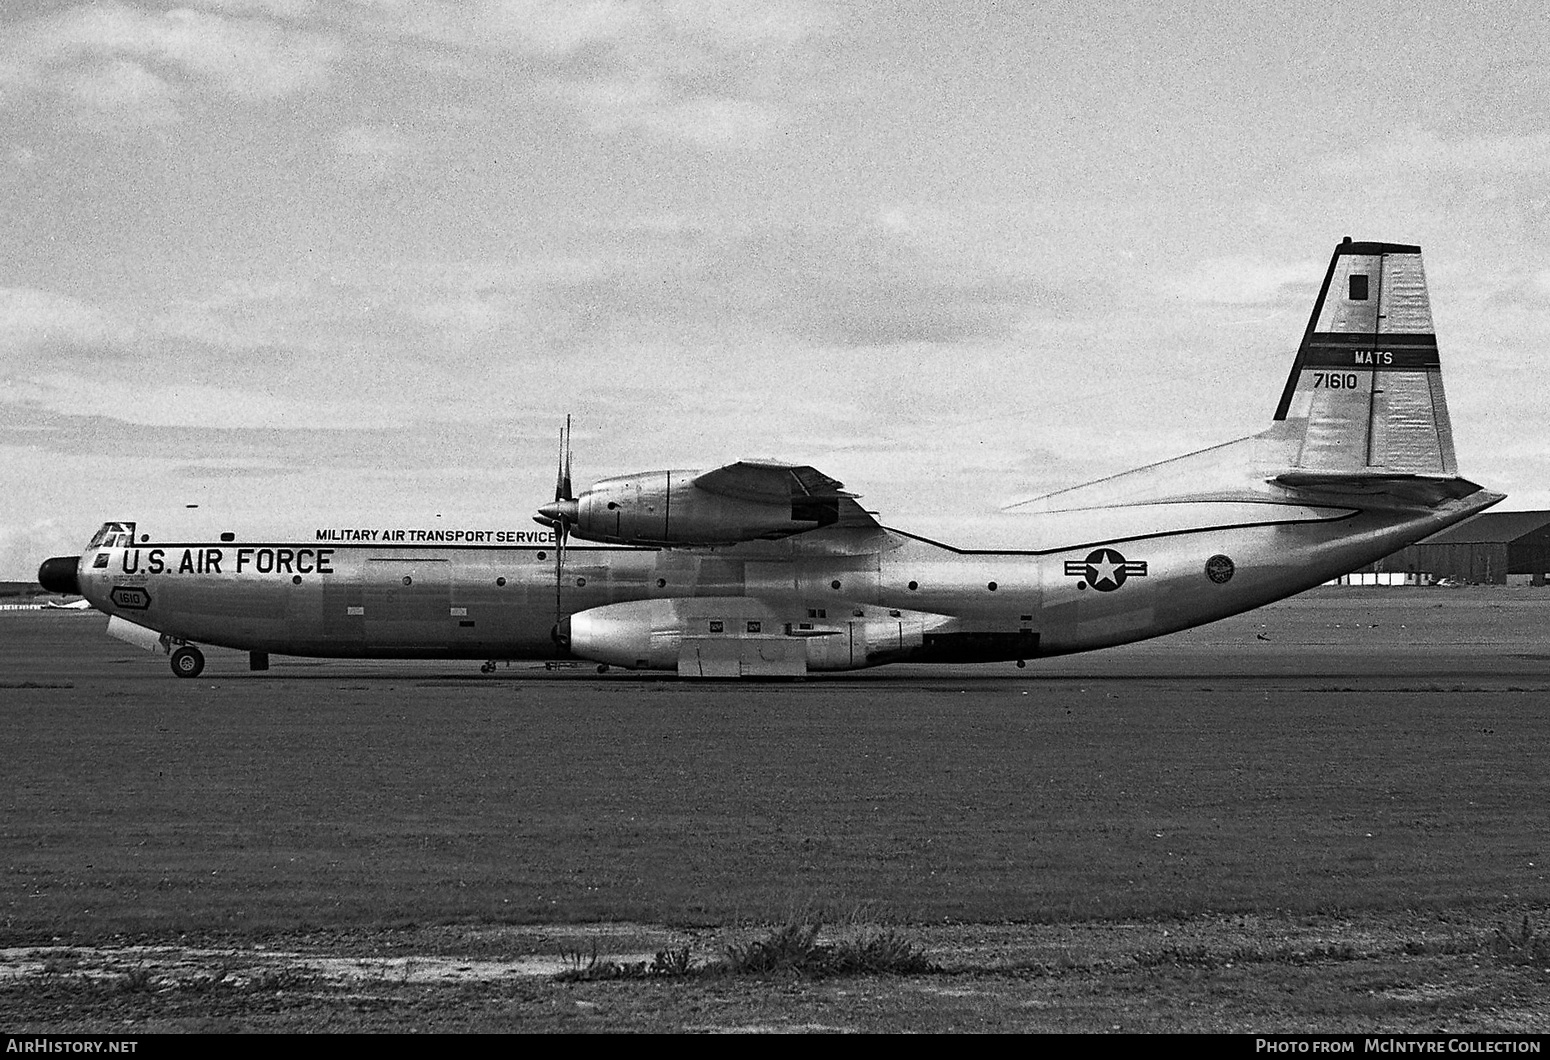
[1273,239,1456,476]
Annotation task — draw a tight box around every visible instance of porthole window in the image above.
[576,576,587,587]
[907,580,918,591]
[292,575,302,585]
[987,581,998,592]
[536,551,546,561]
[831,579,842,590]
[496,577,506,587]
[656,578,666,588]
[402,576,412,586]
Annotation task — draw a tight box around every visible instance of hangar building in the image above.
[1340,510,1550,586]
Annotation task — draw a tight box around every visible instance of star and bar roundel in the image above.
[1064,548,1147,592]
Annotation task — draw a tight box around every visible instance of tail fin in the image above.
[1273,238,1457,477]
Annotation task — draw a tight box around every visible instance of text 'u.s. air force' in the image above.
[122,548,334,575]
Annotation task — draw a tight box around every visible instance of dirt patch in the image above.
[4,911,1548,1032]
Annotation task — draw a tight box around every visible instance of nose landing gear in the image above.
[170,645,206,679]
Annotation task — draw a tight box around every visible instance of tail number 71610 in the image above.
[1312,372,1360,389]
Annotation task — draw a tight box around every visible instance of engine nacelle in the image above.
[558,596,768,671]
[569,470,840,547]
[558,596,950,675]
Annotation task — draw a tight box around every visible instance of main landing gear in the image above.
[170,645,206,679]
[480,660,498,673]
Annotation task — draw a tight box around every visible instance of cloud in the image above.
[564,76,778,147]
[333,122,429,187]
[192,0,320,16]
[8,373,393,432]
[81,208,1048,367]
[337,0,834,148]
[0,517,74,585]
[537,214,1052,347]
[1317,127,1550,177]
[0,283,389,434]
[65,58,181,132]
[1161,255,1318,306]
[0,287,136,357]
[1,0,340,129]
[2,1,833,145]
[555,0,833,147]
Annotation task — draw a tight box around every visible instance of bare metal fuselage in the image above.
[75,492,1493,669]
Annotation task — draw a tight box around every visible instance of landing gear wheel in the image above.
[170,645,205,679]
[481,661,496,674]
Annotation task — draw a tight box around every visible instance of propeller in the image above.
[534,416,576,652]
[535,415,577,535]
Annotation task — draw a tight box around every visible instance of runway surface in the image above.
[3,587,1547,1031]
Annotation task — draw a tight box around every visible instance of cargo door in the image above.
[361,557,453,650]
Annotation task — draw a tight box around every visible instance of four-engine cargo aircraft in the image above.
[38,239,1503,679]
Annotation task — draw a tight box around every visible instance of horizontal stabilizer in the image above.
[1274,471,1488,507]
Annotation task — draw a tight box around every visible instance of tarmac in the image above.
[3,586,1547,1031]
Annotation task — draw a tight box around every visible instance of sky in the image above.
[3,0,1548,578]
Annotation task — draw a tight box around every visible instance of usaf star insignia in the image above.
[1064,547,1148,592]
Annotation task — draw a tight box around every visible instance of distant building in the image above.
[1334,511,1550,586]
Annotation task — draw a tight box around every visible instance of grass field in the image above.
[2,588,1548,1031]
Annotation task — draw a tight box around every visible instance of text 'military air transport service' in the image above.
[39,239,1503,679]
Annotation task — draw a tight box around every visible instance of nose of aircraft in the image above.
[38,556,82,595]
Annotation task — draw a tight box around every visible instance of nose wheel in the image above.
[170,645,206,679]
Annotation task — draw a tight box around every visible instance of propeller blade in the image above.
[561,414,573,502]
[553,414,574,503]
[546,415,574,657]
[553,421,566,502]
[553,507,567,656]
[539,415,577,538]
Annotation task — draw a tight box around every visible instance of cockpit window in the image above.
[88,522,137,549]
